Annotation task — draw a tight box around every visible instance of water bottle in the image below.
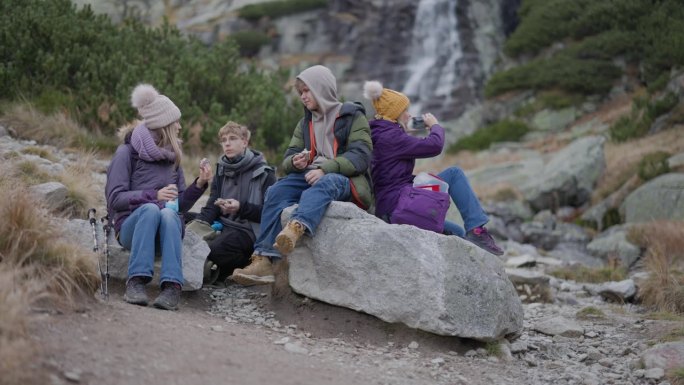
[164,184,179,212]
[165,199,179,212]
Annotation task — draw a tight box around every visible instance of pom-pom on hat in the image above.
[131,84,181,130]
[363,81,410,122]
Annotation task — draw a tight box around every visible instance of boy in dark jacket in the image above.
[193,121,276,282]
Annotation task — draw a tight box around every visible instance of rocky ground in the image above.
[32,275,678,385]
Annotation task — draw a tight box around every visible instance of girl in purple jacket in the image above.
[105,84,212,310]
[363,81,503,256]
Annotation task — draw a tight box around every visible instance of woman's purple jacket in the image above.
[369,119,445,219]
[105,141,206,235]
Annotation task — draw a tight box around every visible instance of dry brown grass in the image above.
[629,221,684,314]
[1,103,91,147]
[594,126,684,202]
[415,149,526,174]
[0,266,48,385]
[548,263,628,283]
[57,151,101,218]
[0,102,117,153]
[0,166,100,383]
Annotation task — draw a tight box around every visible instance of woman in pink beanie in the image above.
[105,84,213,310]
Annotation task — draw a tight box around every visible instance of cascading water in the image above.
[401,0,463,116]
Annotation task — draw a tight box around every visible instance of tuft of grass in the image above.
[56,161,99,219]
[637,151,671,181]
[15,161,51,185]
[549,263,627,283]
[576,306,606,320]
[20,146,57,162]
[447,120,530,154]
[485,341,501,357]
[645,311,684,322]
[660,327,684,343]
[669,366,684,385]
[629,222,684,314]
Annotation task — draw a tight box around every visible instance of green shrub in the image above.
[238,0,328,21]
[447,120,530,153]
[0,0,299,155]
[647,72,670,94]
[601,207,622,228]
[609,116,647,142]
[501,0,684,97]
[609,93,679,142]
[638,151,671,181]
[485,55,621,97]
[504,0,588,57]
[646,93,679,121]
[230,31,271,57]
[514,91,584,117]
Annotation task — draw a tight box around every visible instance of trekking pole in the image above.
[100,214,111,300]
[88,208,99,254]
[88,208,107,300]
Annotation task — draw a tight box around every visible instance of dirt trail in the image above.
[33,282,532,385]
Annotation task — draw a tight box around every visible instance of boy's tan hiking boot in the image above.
[229,254,274,286]
[274,220,306,255]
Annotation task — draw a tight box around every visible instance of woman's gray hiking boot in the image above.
[465,227,504,256]
[124,276,149,306]
[153,282,181,311]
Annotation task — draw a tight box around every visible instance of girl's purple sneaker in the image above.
[466,227,504,256]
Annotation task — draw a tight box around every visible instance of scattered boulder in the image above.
[522,136,605,212]
[586,225,641,268]
[532,316,584,338]
[641,341,684,372]
[621,173,684,223]
[283,202,523,341]
[668,151,684,169]
[531,107,577,132]
[596,279,637,302]
[30,182,68,210]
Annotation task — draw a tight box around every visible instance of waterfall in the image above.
[401,0,463,115]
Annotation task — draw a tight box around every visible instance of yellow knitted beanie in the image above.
[363,81,409,122]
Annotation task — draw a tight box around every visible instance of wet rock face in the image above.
[75,0,516,121]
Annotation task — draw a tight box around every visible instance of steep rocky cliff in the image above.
[72,0,519,120]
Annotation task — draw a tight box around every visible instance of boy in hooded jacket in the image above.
[230,65,373,286]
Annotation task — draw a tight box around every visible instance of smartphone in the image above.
[412,117,425,130]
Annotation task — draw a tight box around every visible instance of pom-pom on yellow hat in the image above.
[363,80,410,122]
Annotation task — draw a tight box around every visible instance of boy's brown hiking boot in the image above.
[229,254,275,286]
[274,220,306,255]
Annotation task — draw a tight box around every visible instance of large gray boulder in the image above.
[621,173,684,223]
[586,225,641,268]
[521,136,605,211]
[283,202,523,342]
[64,219,209,291]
